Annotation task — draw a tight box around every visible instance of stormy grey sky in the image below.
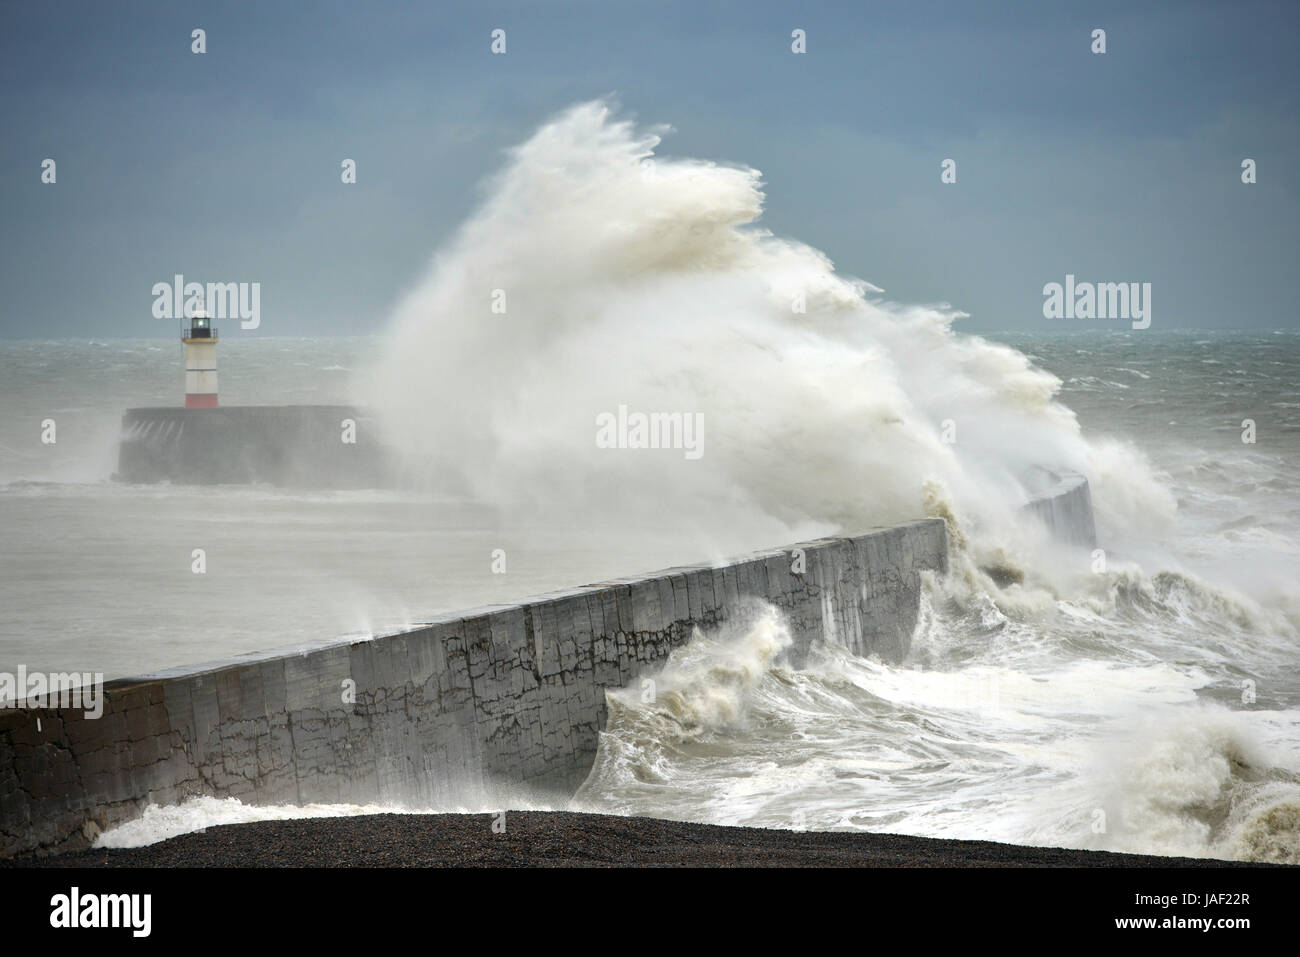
[1,0,1296,338]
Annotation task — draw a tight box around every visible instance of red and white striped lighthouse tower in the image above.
[182,310,218,408]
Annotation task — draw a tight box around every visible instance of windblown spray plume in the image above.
[364,100,1174,561]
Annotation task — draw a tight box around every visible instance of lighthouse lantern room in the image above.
[182,310,219,408]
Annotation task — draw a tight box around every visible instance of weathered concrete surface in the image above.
[0,520,947,858]
[115,406,391,487]
[1022,469,1098,548]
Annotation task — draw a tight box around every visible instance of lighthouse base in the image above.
[115,405,392,487]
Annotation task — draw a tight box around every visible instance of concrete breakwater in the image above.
[1023,469,1098,549]
[0,520,947,857]
[115,406,391,487]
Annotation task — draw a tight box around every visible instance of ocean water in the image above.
[5,103,1299,862]
[0,339,748,678]
[565,330,1300,864]
[7,334,1297,865]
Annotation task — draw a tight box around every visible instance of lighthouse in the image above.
[182,310,218,408]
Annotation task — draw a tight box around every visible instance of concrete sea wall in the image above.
[0,520,948,858]
[115,406,391,487]
[1022,470,1098,549]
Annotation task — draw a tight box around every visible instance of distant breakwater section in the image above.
[1022,469,1098,549]
[0,520,947,857]
[115,406,391,487]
